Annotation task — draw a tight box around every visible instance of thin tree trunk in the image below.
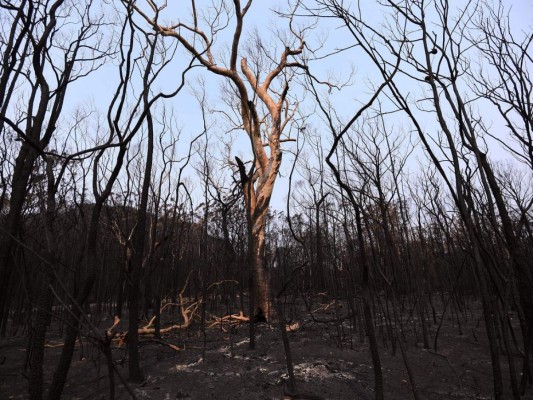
[28,275,53,400]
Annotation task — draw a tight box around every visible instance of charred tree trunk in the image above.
[127,30,157,381]
[28,274,53,400]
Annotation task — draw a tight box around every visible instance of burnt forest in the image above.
[0,1,532,399]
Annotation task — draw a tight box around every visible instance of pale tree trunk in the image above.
[237,141,281,321]
[130,0,306,322]
[250,209,272,318]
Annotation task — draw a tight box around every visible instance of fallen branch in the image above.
[140,271,201,335]
[208,311,249,328]
[311,300,340,313]
[208,311,300,332]
[107,316,121,339]
[44,342,69,348]
[139,299,201,334]
[113,272,202,346]
[286,321,300,332]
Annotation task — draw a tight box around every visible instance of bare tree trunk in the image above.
[28,275,53,400]
[131,0,306,323]
[251,213,272,319]
[48,279,94,400]
[127,29,159,381]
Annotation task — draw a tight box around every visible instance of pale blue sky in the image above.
[61,0,532,212]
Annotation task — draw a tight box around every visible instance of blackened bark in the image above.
[48,277,94,400]
[28,275,53,400]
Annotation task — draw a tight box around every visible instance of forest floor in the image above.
[0,299,520,399]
